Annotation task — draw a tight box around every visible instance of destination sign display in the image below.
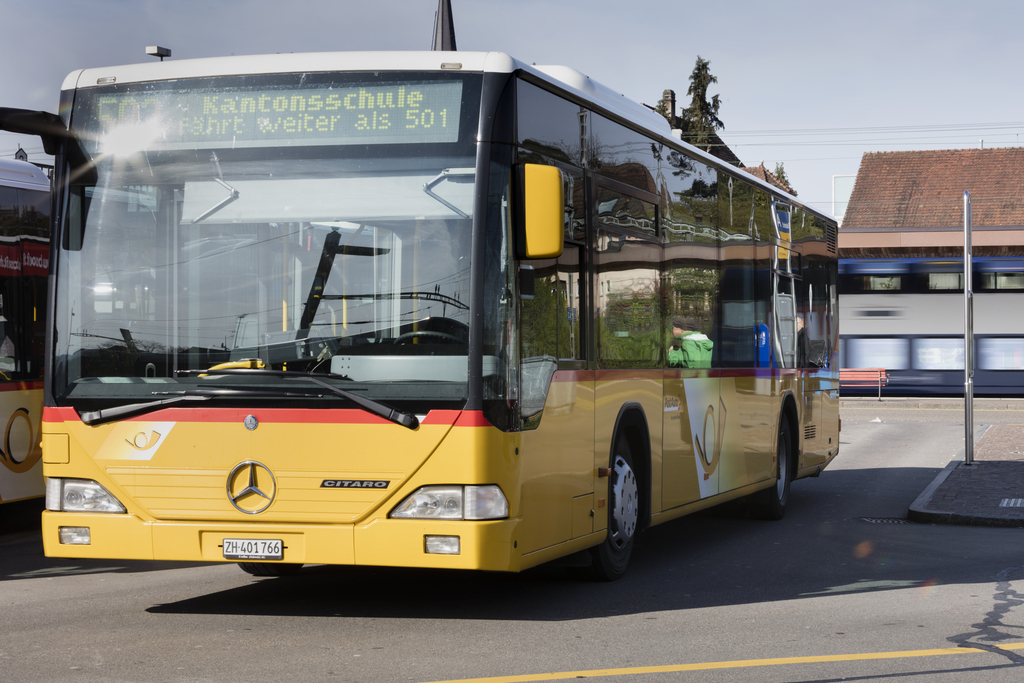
[87,80,463,150]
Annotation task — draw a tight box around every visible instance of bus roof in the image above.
[0,158,50,190]
[64,51,521,89]
[63,51,670,139]
[62,50,826,222]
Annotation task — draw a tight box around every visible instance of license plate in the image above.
[222,538,283,561]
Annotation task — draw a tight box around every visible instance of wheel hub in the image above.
[610,455,638,547]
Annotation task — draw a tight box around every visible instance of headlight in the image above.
[390,485,508,520]
[45,478,126,513]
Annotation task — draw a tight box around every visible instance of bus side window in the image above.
[662,161,719,369]
[521,245,583,362]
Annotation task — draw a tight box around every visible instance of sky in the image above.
[3,0,1024,218]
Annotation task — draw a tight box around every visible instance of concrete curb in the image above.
[907,459,1024,528]
[907,461,959,524]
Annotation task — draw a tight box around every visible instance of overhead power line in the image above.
[725,120,1024,138]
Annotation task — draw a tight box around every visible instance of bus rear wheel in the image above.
[751,418,792,520]
[584,438,639,581]
[238,562,303,577]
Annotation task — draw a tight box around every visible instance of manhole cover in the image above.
[861,517,911,525]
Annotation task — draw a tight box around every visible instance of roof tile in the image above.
[844,148,1024,229]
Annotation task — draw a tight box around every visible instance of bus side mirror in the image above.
[521,164,564,259]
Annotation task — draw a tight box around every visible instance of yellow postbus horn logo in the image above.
[126,431,162,450]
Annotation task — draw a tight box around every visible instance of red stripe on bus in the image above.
[137,408,397,424]
[0,381,42,393]
[454,411,492,427]
[595,369,664,382]
[43,406,79,423]
[551,370,596,383]
[661,369,718,380]
[656,367,828,380]
[420,410,463,426]
[663,368,781,379]
[43,406,469,427]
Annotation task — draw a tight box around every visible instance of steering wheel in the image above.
[395,330,464,344]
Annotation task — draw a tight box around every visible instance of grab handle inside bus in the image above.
[520,164,564,259]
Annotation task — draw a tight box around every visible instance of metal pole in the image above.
[964,191,974,465]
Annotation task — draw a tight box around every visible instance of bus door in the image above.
[715,185,775,495]
[793,209,839,470]
[519,224,594,551]
[593,200,664,519]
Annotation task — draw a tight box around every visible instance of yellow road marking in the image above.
[427,642,1024,683]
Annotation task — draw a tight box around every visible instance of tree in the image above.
[681,56,724,148]
[773,162,791,188]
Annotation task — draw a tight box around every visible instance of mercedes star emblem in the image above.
[226,461,277,514]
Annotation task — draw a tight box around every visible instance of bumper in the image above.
[42,511,522,571]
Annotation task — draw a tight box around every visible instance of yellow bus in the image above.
[2,52,838,579]
[0,158,49,504]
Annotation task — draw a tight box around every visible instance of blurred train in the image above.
[839,257,1024,396]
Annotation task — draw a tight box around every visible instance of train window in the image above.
[978,338,1024,370]
[979,272,1024,290]
[925,273,962,290]
[911,338,964,370]
[841,275,902,293]
[844,338,909,370]
[864,275,900,291]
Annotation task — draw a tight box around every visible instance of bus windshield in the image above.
[53,72,482,410]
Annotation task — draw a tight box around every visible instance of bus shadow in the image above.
[146,466,1020,621]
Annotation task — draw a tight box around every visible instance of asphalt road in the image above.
[3,399,1024,682]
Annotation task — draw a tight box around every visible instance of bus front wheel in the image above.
[585,438,639,581]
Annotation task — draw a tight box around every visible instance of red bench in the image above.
[839,368,889,401]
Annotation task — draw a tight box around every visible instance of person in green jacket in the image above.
[668,317,713,368]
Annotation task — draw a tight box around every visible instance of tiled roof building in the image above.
[841,148,1024,258]
[740,163,796,196]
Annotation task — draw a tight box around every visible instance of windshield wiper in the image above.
[78,385,333,426]
[283,376,419,430]
[79,395,212,426]
[175,368,419,430]
[152,388,322,399]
